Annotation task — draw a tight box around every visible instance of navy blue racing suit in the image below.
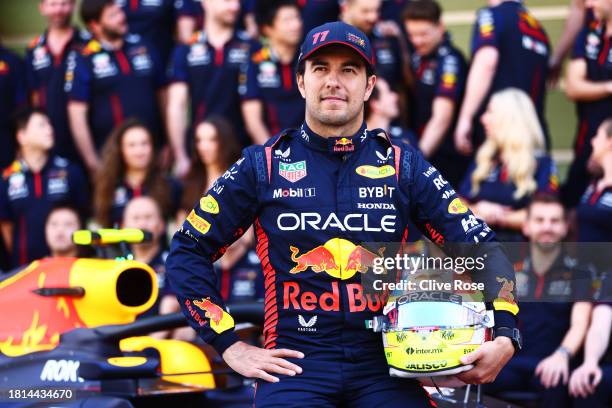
[167,123,519,407]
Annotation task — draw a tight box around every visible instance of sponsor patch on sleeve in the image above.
[186,210,211,235]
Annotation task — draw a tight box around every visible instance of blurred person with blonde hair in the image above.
[458,88,559,241]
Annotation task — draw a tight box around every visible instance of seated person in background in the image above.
[122,196,193,340]
[94,119,181,227]
[484,193,592,408]
[458,88,559,241]
[45,205,82,258]
[179,116,242,220]
[0,108,89,267]
[365,77,417,147]
[570,302,612,408]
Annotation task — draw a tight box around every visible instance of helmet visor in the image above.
[388,301,488,330]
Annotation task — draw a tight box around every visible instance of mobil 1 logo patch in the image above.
[279,161,307,183]
[273,188,316,199]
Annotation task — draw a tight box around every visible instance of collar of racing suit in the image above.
[297,121,370,154]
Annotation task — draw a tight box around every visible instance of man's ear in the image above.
[296,73,306,98]
[522,218,531,238]
[15,129,25,148]
[363,75,377,102]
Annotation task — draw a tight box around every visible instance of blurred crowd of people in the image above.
[0,0,611,406]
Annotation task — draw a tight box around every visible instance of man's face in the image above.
[297,45,376,128]
[265,6,303,47]
[98,3,127,40]
[523,203,568,248]
[404,19,444,56]
[45,209,80,255]
[39,0,74,28]
[18,112,54,151]
[372,78,399,119]
[204,0,240,27]
[342,0,381,34]
[122,198,165,244]
[586,0,612,21]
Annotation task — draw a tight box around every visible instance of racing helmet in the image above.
[371,291,494,378]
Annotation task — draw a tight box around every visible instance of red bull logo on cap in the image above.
[289,238,384,280]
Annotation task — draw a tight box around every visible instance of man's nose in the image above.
[325,70,341,88]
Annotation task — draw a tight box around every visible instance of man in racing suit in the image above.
[167,21,519,407]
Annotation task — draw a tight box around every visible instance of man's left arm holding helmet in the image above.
[400,146,518,384]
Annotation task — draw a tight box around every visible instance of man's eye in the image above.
[313,66,326,72]
[343,68,356,73]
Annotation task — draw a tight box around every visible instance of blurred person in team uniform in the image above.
[0,44,27,170]
[561,0,612,208]
[402,0,470,188]
[167,0,257,177]
[458,89,559,242]
[65,0,166,175]
[25,0,90,165]
[45,205,83,258]
[93,119,181,228]
[240,0,304,144]
[298,0,341,36]
[0,109,89,268]
[455,0,551,154]
[175,0,258,40]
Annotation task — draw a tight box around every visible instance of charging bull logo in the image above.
[289,238,384,280]
[193,297,234,334]
[493,277,519,315]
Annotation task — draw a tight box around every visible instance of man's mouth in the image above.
[321,96,347,102]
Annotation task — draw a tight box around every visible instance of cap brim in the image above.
[301,40,374,71]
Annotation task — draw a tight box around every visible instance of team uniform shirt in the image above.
[409,33,469,187]
[25,29,90,163]
[459,155,559,241]
[370,27,405,90]
[116,0,182,64]
[239,45,305,136]
[471,0,550,146]
[65,35,165,151]
[380,0,411,27]
[298,0,341,37]
[563,21,612,208]
[0,157,89,267]
[577,184,612,242]
[514,251,591,357]
[110,176,182,226]
[167,121,520,364]
[215,248,264,303]
[0,46,26,169]
[168,30,255,146]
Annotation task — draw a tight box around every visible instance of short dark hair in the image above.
[296,58,375,78]
[402,0,442,24]
[46,203,85,229]
[13,107,47,133]
[527,192,566,218]
[80,0,114,25]
[255,0,299,29]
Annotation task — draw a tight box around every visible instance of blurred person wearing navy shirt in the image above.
[93,119,181,227]
[45,205,82,258]
[569,302,612,408]
[0,45,26,169]
[562,0,612,208]
[179,116,242,220]
[459,89,559,242]
[240,0,304,144]
[403,0,470,188]
[577,119,612,243]
[167,0,255,177]
[26,0,90,165]
[0,109,89,267]
[65,0,166,175]
[298,0,341,36]
[341,0,406,90]
[485,194,592,408]
[116,0,184,64]
[455,0,551,155]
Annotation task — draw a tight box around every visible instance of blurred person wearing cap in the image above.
[483,193,592,408]
[45,205,82,258]
[402,0,471,189]
[25,0,90,165]
[239,0,305,144]
[454,0,551,155]
[168,20,520,406]
[340,0,406,91]
[65,0,166,175]
[561,0,612,208]
[167,0,257,177]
